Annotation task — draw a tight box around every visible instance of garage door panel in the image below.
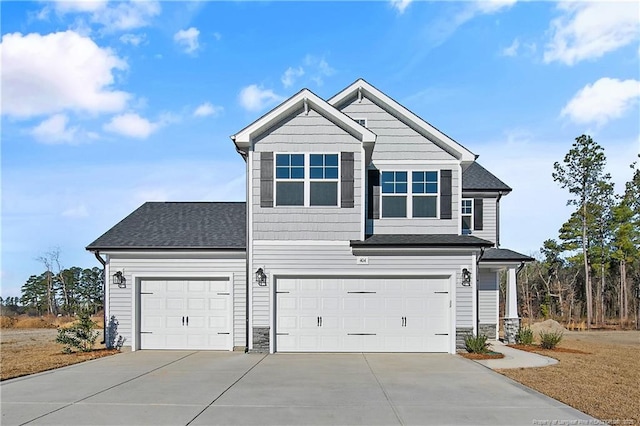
[276,276,451,353]
[140,279,231,350]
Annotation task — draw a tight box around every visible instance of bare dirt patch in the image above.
[0,328,119,381]
[499,330,640,424]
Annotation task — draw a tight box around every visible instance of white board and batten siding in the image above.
[251,108,363,241]
[252,241,476,353]
[106,253,246,350]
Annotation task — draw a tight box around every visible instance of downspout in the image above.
[92,250,107,345]
[496,193,503,248]
[244,150,250,353]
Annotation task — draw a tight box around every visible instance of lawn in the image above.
[499,330,639,424]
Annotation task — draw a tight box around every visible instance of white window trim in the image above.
[381,170,440,219]
[353,118,368,128]
[274,152,341,208]
[461,198,473,233]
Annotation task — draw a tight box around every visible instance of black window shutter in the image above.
[440,170,452,219]
[260,152,273,208]
[367,170,380,219]
[474,198,483,230]
[341,152,354,208]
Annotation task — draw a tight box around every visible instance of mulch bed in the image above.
[509,344,591,355]
[459,351,505,360]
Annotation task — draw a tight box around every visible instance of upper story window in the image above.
[461,198,473,234]
[310,154,339,206]
[380,171,439,219]
[275,153,339,207]
[381,171,408,218]
[412,171,438,218]
[276,154,304,206]
[354,118,367,127]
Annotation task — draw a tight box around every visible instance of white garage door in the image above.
[140,279,232,350]
[276,277,451,353]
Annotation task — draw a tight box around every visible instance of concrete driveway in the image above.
[1,351,593,426]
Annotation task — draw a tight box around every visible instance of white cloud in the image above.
[174,27,200,54]
[303,55,336,86]
[50,0,108,14]
[501,38,520,57]
[90,1,160,32]
[119,33,146,46]
[193,102,223,117]
[0,31,129,119]
[62,204,89,218]
[30,114,78,144]
[281,66,304,88]
[238,85,283,112]
[103,113,159,139]
[561,78,640,126]
[474,0,517,15]
[390,0,412,14]
[544,2,640,66]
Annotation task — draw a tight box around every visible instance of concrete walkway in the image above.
[475,341,559,369]
[1,351,593,426]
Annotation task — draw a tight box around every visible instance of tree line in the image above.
[514,135,639,328]
[3,250,103,316]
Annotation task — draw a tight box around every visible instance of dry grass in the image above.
[499,331,640,424]
[0,328,119,381]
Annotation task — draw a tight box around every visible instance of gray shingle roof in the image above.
[351,234,494,248]
[86,202,246,250]
[480,248,533,262]
[462,162,512,192]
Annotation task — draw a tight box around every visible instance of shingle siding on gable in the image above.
[338,96,456,162]
[252,108,363,241]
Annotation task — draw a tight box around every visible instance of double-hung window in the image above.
[381,171,408,218]
[380,170,439,218]
[461,198,473,234]
[310,154,339,206]
[412,171,438,218]
[275,154,304,206]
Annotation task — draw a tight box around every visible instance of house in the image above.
[86,79,532,354]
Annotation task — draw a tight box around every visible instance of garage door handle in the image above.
[434,291,448,294]
[217,332,230,335]
[186,316,189,326]
[402,317,406,327]
[347,291,377,294]
[317,316,323,327]
[182,316,185,326]
[435,333,449,336]
[348,333,376,335]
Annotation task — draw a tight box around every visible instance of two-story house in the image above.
[87,79,532,354]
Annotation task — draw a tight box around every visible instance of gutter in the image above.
[92,251,107,345]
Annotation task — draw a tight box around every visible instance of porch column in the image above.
[503,266,520,344]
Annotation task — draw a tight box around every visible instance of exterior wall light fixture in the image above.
[255,268,268,286]
[112,271,126,288]
[461,268,472,286]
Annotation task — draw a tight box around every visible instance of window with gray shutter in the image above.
[260,152,273,208]
[367,170,380,219]
[440,170,452,219]
[341,152,354,208]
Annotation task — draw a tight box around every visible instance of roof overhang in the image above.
[329,79,477,162]
[231,88,376,156]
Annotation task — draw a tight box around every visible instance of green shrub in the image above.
[56,311,99,353]
[539,330,563,349]
[464,334,489,354]
[515,326,534,345]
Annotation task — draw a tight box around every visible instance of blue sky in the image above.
[1,0,639,298]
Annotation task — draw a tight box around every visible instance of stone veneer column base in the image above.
[478,323,497,340]
[503,318,520,344]
[455,327,473,352]
[252,327,270,353]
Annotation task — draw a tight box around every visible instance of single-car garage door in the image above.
[276,277,451,353]
[140,278,232,350]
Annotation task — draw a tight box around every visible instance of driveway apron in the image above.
[1,351,594,426]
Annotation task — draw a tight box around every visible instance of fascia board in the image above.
[233,89,376,148]
[329,79,476,162]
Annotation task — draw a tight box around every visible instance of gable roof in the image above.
[351,234,494,248]
[462,162,512,192]
[86,202,246,251]
[329,79,477,162]
[232,88,376,155]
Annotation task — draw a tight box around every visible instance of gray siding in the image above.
[107,253,246,348]
[465,196,497,244]
[252,108,363,241]
[252,242,474,329]
[478,270,498,337]
[338,97,456,162]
